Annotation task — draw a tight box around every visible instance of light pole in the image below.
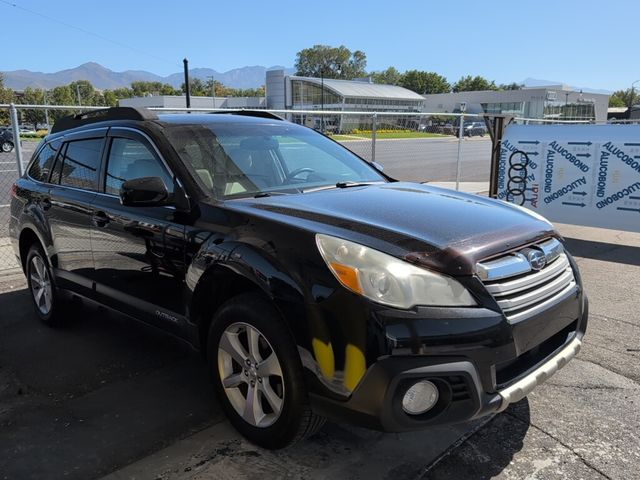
[207,75,216,109]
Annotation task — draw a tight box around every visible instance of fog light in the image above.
[402,380,439,415]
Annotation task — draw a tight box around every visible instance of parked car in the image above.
[1,127,15,152]
[9,107,587,448]
[464,121,488,137]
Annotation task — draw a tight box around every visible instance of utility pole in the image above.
[207,75,216,109]
[76,84,82,106]
[183,58,191,109]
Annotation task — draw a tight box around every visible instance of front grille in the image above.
[477,238,577,322]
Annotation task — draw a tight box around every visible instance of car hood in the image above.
[225,182,557,276]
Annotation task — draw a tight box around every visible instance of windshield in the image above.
[162,121,385,199]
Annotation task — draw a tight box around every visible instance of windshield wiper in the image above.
[303,181,381,193]
[253,191,292,198]
[335,181,377,188]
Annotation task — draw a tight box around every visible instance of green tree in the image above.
[609,88,639,108]
[68,80,97,105]
[453,75,498,92]
[102,90,120,107]
[19,87,47,130]
[131,81,179,97]
[295,44,367,79]
[498,82,523,90]
[608,94,626,108]
[371,67,402,85]
[0,73,15,125]
[49,85,75,122]
[182,78,207,96]
[400,70,450,94]
[204,78,229,97]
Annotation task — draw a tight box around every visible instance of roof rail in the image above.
[210,110,284,121]
[50,107,158,134]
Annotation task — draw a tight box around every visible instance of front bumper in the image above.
[309,291,588,432]
[495,336,581,412]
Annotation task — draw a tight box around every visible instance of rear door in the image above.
[47,130,106,295]
[89,128,188,335]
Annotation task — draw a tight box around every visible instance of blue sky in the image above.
[1,0,638,91]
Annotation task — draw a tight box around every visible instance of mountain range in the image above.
[1,63,610,94]
[2,62,295,90]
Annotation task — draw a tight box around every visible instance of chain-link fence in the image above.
[0,105,22,272]
[1,103,637,273]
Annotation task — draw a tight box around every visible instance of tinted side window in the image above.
[49,143,66,185]
[105,138,174,195]
[58,138,103,191]
[28,140,60,182]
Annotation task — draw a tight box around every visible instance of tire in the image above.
[25,243,65,326]
[1,141,13,153]
[207,292,325,448]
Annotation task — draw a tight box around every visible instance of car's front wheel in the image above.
[208,292,325,448]
[1,141,13,153]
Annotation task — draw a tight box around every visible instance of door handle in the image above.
[41,198,52,211]
[92,211,110,227]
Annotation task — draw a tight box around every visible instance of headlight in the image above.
[315,234,476,309]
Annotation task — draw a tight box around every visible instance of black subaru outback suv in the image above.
[9,107,587,448]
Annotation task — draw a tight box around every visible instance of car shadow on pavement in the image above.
[0,285,527,480]
[563,237,640,266]
[0,287,223,480]
[423,400,531,479]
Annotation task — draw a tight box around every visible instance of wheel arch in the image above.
[188,245,307,358]
[18,227,46,272]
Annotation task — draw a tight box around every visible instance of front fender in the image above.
[185,240,307,347]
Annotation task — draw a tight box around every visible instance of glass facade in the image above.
[479,97,596,122]
[480,102,525,116]
[542,101,595,121]
[291,80,341,107]
[290,79,423,133]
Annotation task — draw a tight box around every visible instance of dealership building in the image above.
[421,86,610,123]
[266,69,424,131]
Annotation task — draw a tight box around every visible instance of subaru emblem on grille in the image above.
[527,250,547,271]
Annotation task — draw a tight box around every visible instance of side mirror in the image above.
[372,161,384,172]
[120,177,170,207]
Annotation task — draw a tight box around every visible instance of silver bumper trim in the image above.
[496,337,582,412]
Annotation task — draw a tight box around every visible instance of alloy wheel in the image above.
[217,322,285,428]
[29,255,52,315]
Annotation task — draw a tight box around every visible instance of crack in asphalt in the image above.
[415,416,495,480]
[586,341,639,357]
[575,356,640,386]
[504,410,613,480]
[589,312,640,329]
[544,381,629,391]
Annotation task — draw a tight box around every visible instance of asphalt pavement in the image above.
[340,136,492,183]
[0,222,638,479]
